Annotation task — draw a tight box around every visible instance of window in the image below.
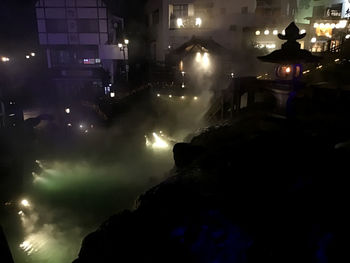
[77,19,99,33]
[241,6,248,14]
[173,4,188,18]
[46,19,68,32]
[152,9,160,25]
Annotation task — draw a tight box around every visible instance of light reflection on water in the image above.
[8,145,174,263]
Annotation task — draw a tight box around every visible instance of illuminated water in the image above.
[1,94,212,263]
[1,130,174,263]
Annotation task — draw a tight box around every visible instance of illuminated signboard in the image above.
[342,0,350,18]
[326,8,341,17]
[83,58,101,64]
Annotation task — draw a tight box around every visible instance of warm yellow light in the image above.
[118,43,123,48]
[202,52,209,68]
[264,29,269,35]
[314,23,319,28]
[169,95,172,98]
[177,18,183,27]
[124,39,129,45]
[300,29,306,34]
[346,34,350,39]
[152,132,169,149]
[195,17,202,27]
[194,96,198,100]
[157,93,160,97]
[285,67,291,73]
[255,30,261,36]
[195,52,202,63]
[282,30,285,35]
[21,199,30,207]
[179,60,183,71]
[1,57,10,62]
[273,30,278,35]
[181,96,185,99]
[311,37,317,43]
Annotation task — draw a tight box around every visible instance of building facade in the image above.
[35,0,127,100]
[295,0,350,52]
[146,0,298,62]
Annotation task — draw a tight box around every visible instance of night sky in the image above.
[0,0,38,53]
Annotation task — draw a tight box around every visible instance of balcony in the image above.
[169,16,205,30]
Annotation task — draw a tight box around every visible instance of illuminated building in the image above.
[146,0,258,62]
[294,1,350,52]
[35,0,126,100]
[146,0,298,62]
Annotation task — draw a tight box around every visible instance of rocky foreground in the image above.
[73,112,350,263]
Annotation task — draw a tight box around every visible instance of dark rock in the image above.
[74,114,350,263]
[173,143,205,168]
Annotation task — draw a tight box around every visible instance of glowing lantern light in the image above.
[21,199,30,207]
[26,55,30,59]
[300,29,306,34]
[65,108,70,114]
[311,37,317,43]
[264,29,270,35]
[195,17,202,27]
[177,18,183,27]
[152,132,169,149]
[346,34,350,39]
[195,52,202,63]
[202,52,210,68]
[110,92,115,98]
[181,96,185,99]
[179,60,184,71]
[157,94,160,97]
[1,57,10,62]
[194,96,198,100]
[169,94,172,98]
[273,30,278,35]
[276,65,302,80]
[255,30,261,36]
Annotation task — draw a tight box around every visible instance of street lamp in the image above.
[1,57,10,62]
[118,39,129,82]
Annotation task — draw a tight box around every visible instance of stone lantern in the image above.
[258,22,321,117]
